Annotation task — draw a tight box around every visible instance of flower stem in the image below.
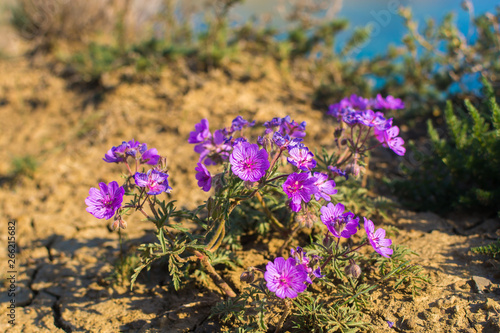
[124,161,134,177]
[275,299,290,333]
[255,191,286,232]
[195,250,236,297]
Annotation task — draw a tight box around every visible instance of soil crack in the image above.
[52,296,72,333]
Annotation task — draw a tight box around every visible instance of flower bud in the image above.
[345,162,361,178]
[323,233,334,249]
[334,128,343,139]
[112,216,127,230]
[240,270,255,284]
[345,263,362,278]
[340,138,348,146]
[295,210,316,228]
[212,173,224,193]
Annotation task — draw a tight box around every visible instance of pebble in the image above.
[471,275,493,293]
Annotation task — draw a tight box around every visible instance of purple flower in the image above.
[134,169,172,195]
[313,172,337,201]
[342,108,361,126]
[290,247,324,284]
[364,217,393,258]
[195,162,212,192]
[383,126,405,156]
[126,139,147,156]
[320,203,359,239]
[375,94,405,110]
[282,173,318,212]
[229,142,270,182]
[263,117,282,135]
[287,147,316,171]
[328,100,350,119]
[273,132,303,149]
[188,119,211,144]
[85,181,124,220]
[229,116,255,132]
[374,114,392,132]
[264,257,308,299]
[374,126,405,156]
[280,116,307,138]
[349,94,371,110]
[140,148,160,165]
[103,142,128,163]
[357,109,376,127]
[195,129,233,165]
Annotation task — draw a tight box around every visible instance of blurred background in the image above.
[1,0,499,216]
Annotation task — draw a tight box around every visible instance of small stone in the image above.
[472,275,493,293]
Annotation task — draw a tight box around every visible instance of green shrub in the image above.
[393,78,500,216]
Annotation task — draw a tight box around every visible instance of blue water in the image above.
[231,0,499,59]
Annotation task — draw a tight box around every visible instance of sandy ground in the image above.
[0,56,499,332]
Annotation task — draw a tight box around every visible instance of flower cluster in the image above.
[86,140,171,229]
[84,98,402,308]
[189,117,257,167]
[327,94,406,156]
[103,139,160,165]
[189,115,338,213]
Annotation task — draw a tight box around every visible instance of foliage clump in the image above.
[393,78,500,216]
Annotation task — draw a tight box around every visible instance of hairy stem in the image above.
[275,299,290,333]
[196,250,236,297]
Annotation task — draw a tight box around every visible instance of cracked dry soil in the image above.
[0,57,499,332]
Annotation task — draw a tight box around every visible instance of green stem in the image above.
[255,192,286,231]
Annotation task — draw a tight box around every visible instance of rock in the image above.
[471,275,493,293]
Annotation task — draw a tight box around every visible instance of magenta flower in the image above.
[195,162,212,192]
[364,217,393,258]
[280,116,307,138]
[228,116,255,133]
[273,132,303,149]
[313,172,337,201]
[264,257,308,299]
[374,126,405,156]
[85,181,124,219]
[103,142,128,163]
[287,147,316,171]
[320,202,359,239]
[140,148,160,165]
[290,247,324,284]
[188,119,211,144]
[195,129,232,165]
[375,94,405,110]
[125,139,147,157]
[383,126,405,156]
[134,169,172,195]
[282,173,318,212]
[229,142,270,182]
